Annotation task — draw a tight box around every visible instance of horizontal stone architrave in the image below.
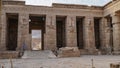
[2,5,103,17]
[112,22,120,25]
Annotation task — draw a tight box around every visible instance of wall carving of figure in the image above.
[69,17,75,33]
[46,16,55,30]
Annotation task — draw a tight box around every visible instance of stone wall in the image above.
[3,0,25,5]
[0,2,104,54]
[0,51,19,59]
[1,0,120,55]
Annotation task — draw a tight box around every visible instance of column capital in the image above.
[115,10,120,16]
[111,12,120,17]
[112,14,120,25]
[19,13,29,25]
[46,14,56,31]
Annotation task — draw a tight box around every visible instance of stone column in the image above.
[66,15,77,47]
[44,14,57,51]
[104,17,113,54]
[84,16,96,52]
[0,13,1,50]
[99,18,106,50]
[112,14,120,54]
[17,13,31,50]
[0,13,6,51]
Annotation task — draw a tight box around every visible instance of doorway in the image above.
[56,16,66,49]
[29,15,45,50]
[76,17,84,49]
[6,13,18,51]
[31,30,42,50]
[94,18,101,49]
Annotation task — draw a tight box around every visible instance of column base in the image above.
[112,51,120,55]
[87,49,100,55]
[57,47,80,57]
[0,51,19,59]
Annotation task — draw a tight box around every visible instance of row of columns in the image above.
[102,14,120,54]
[43,15,98,52]
[0,13,97,51]
[1,12,120,54]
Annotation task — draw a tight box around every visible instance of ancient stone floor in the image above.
[0,52,120,68]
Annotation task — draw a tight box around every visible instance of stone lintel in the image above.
[3,0,25,5]
[52,3,103,10]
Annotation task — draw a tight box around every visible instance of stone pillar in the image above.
[99,18,106,50]
[104,17,113,54]
[110,63,120,68]
[0,13,1,50]
[0,13,6,50]
[84,16,96,52]
[17,13,31,50]
[112,14,120,54]
[44,14,57,51]
[66,15,77,47]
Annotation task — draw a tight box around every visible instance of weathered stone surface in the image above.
[22,50,56,59]
[0,51,19,59]
[66,16,77,47]
[0,13,7,51]
[84,16,96,51]
[57,47,80,57]
[112,15,120,54]
[0,0,120,55]
[44,15,57,51]
[17,13,30,50]
[79,49,89,55]
[110,63,120,68]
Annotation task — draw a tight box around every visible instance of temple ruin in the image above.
[0,0,120,56]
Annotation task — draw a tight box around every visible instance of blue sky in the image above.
[26,0,112,6]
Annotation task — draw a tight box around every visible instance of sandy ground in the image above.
[0,55,120,68]
[0,50,120,68]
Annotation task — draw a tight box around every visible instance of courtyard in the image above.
[1,0,120,68]
[0,54,120,68]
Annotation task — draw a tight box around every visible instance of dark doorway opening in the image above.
[29,15,45,50]
[6,14,18,51]
[94,18,101,49]
[76,17,84,49]
[56,16,66,49]
[109,17,113,51]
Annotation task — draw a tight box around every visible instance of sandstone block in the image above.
[110,63,120,68]
[57,47,80,57]
[0,51,19,59]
